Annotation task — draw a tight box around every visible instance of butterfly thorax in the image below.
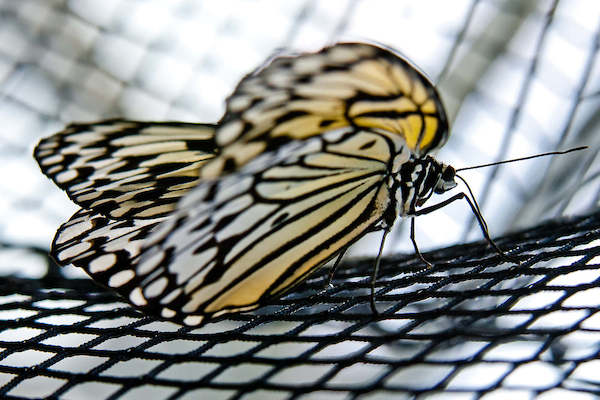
[391,155,457,218]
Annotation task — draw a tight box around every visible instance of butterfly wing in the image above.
[51,128,410,325]
[202,42,448,178]
[52,208,162,292]
[34,120,217,219]
[135,128,414,325]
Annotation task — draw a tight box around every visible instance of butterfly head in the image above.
[433,163,457,194]
[394,156,458,215]
[414,159,457,208]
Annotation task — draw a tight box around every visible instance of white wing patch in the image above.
[52,208,162,289]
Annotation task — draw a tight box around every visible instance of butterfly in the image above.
[35,42,488,326]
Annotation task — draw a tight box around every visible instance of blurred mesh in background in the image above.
[0,0,599,399]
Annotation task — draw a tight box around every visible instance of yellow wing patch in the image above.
[201,42,448,178]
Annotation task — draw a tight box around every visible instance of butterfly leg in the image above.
[413,192,515,263]
[410,218,433,268]
[370,227,391,315]
[327,247,348,287]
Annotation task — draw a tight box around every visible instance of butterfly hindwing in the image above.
[35,120,218,219]
[51,208,163,296]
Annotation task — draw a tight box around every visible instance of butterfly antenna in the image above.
[456,146,587,172]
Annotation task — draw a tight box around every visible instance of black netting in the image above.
[1,0,600,399]
[0,211,599,399]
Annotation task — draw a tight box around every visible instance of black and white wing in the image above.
[132,128,408,325]
[51,128,410,325]
[34,120,217,219]
[52,208,162,291]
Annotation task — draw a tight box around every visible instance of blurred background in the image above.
[2,0,599,279]
[1,0,598,275]
[0,1,599,399]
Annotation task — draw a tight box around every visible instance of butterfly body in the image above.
[35,42,455,326]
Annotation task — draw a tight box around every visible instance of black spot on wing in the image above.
[271,212,289,228]
[359,140,376,150]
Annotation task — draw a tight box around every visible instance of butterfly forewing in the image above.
[201,42,448,178]
[112,129,407,325]
[35,120,218,219]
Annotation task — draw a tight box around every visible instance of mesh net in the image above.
[1,0,599,398]
[1,211,600,399]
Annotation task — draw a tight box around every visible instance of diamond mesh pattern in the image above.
[0,212,599,399]
[1,0,599,399]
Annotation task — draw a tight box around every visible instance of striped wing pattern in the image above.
[35,120,217,219]
[136,129,410,325]
[51,129,409,325]
[201,42,448,178]
[52,208,162,289]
